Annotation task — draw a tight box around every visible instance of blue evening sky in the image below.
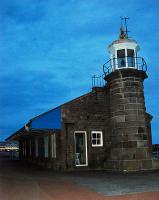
[0,0,158,143]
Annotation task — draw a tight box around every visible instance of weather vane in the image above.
[120,16,130,39]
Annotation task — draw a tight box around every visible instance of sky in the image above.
[0,0,158,143]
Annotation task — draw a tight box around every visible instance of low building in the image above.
[0,141,19,152]
[7,25,153,171]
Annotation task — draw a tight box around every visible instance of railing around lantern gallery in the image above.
[92,74,105,88]
[103,56,147,76]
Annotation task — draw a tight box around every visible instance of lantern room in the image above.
[108,29,140,69]
[103,23,147,76]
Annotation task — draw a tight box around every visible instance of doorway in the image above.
[74,131,88,166]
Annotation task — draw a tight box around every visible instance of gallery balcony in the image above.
[103,56,147,76]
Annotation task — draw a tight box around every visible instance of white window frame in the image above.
[91,131,103,147]
[74,131,88,167]
[116,49,126,69]
[116,48,137,70]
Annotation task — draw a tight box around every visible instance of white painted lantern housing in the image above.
[103,26,147,76]
[108,37,140,70]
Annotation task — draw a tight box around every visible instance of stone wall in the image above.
[104,69,153,171]
[61,88,110,170]
[18,69,153,172]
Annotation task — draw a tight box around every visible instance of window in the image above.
[127,49,134,57]
[29,140,32,156]
[24,140,26,156]
[74,131,88,166]
[117,49,126,68]
[44,136,49,158]
[35,138,39,158]
[127,49,135,67]
[51,134,56,158]
[91,131,103,147]
[22,141,25,156]
[138,127,144,134]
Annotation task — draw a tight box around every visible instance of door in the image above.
[74,131,88,166]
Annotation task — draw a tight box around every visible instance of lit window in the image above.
[91,131,103,147]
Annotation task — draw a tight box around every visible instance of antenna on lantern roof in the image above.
[119,16,130,39]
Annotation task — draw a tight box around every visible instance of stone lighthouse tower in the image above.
[103,21,153,171]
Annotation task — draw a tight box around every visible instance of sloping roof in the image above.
[6,91,93,141]
[30,107,61,129]
[30,91,92,121]
[6,126,26,141]
[6,126,61,141]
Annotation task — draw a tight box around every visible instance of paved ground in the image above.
[0,153,159,200]
[63,170,159,196]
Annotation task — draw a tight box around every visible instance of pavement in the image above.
[63,170,159,196]
[0,153,159,200]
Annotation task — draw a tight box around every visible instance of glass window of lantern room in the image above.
[117,49,126,68]
[127,49,135,68]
